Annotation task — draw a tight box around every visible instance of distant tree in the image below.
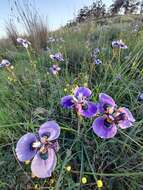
[76,0,106,23]
[122,0,140,14]
[90,0,106,18]
[76,6,90,23]
[110,0,140,15]
[110,0,124,15]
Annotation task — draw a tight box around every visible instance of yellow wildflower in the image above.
[81,177,87,184]
[97,180,103,188]
[66,165,72,172]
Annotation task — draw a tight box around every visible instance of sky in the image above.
[0,0,112,38]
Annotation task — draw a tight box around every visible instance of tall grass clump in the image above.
[12,0,48,51]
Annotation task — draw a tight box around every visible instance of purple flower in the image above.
[97,93,116,114]
[16,121,60,178]
[17,37,31,48]
[61,87,97,118]
[49,64,61,75]
[92,93,135,139]
[112,40,128,49]
[0,59,11,68]
[50,53,64,62]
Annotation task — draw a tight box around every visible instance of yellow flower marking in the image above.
[34,184,40,190]
[25,160,30,165]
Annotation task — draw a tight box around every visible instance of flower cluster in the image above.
[91,48,102,65]
[17,37,31,48]
[61,88,135,139]
[14,38,136,184]
[16,121,60,178]
[112,40,128,49]
[49,53,63,75]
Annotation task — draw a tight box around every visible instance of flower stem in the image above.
[77,114,82,136]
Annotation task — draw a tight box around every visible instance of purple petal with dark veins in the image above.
[92,117,117,139]
[39,121,60,141]
[16,133,37,162]
[79,101,97,118]
[60,95,74,109]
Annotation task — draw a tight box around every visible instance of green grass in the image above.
[1,18,143,190]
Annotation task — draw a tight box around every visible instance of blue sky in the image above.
[0,0,112,38]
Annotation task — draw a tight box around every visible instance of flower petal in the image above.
[74,87,92,98]
[60,95,74,109]
[92,117,117,139]
[99,93,116,113]
[99,93,115,107]
[79,101,97,118]
[31,148,57,178]
[16,133,37,162]
[39,121,60,141]
[117,107,135,129]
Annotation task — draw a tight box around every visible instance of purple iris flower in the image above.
[92,93,135,139]
[61,87,97,118]
[17,37,31,48]
[50,53,64,62]
[16,121,60,178]
[49,64,61,75]
[0,59,11,68]
[112,40,128,49]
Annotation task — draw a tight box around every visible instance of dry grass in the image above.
[5,0,48,51]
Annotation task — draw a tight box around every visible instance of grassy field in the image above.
[1,16,143,190]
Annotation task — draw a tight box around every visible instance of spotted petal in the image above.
[92,117,117,139]
[61,95,74,109]
[39,121,60,141]
[16,133,37,162]
[79,101,97,118]
[31,148,57,178]
[74,87,92,98]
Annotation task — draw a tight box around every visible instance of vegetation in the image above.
[1,1,143,190]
